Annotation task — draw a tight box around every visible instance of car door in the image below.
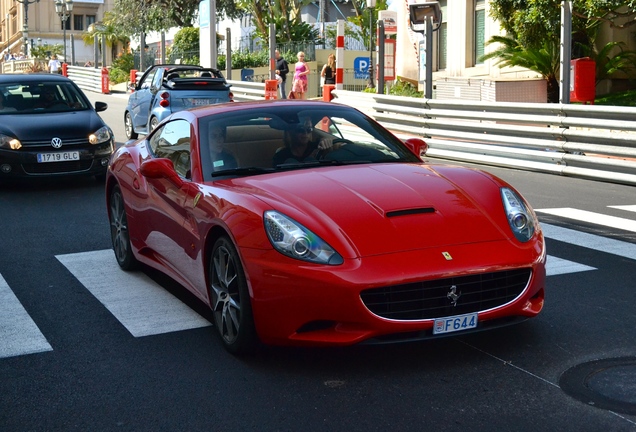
[130,68,159,130]
[144,119,195,275]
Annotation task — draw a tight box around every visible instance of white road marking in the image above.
[608,205,636,213]
[0,274,53,359]
[56,250,211,337]
[536,208,636,233]
[545,256,596,276]
[541,223,636,261]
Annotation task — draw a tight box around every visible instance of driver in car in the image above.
[273,120,335,165]
[35,88,63,109]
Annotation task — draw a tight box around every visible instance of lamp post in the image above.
[55,0,73,62]
[367,0,376,89]
[15,0,40,57]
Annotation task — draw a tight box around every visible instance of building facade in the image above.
[1,0,115,64]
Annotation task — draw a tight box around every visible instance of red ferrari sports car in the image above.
[106,100,546,354]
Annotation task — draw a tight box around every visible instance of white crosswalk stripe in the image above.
[539,205,636,276]
[0,274,53,359]
[56,249,211,338]
[541,223,636,261]
[608,205,636,213]
[545,256,596,277]
[536,208,636,233]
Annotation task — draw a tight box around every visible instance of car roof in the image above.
[0,73,73,84]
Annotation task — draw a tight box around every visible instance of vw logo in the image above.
[51,137,63,149]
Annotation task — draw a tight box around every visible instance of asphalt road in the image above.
[0,91,635,431]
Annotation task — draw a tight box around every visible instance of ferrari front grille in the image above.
[360,269,531,321]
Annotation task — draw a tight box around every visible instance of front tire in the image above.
[209,236,257,354]
[124,112,138,140]
[109,185,138,270]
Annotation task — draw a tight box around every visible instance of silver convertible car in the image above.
[124,64,233,140]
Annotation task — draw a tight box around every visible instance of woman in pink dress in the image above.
[292,51,309,100]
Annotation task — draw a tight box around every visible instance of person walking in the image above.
[48,55,61,74]
[291,51,310,100]
[275,50,289,99]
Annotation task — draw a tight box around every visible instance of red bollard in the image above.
[61,63,68,77]
[101,68,110,95]
[265,80,278,100]
[322,84,335,102]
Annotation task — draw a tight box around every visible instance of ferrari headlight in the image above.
[89,126,113,145]
[501,187,536,242]
[0,133,21,150]
[264,211,343,265]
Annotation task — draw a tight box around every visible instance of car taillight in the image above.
[229,92,234,102]
[159,91,169,107]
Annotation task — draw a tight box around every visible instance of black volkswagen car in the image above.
[0,74,114,180]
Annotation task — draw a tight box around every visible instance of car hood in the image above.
[229,163,511,257]
[0,110,106,141]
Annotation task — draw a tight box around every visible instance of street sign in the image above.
[379,11,398,35]
[354,57,370,80]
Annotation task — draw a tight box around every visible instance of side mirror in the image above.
[403,137,428,160]
[94,101,108,112]
[140,158,184,187]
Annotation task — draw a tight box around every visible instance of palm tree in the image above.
[82,12,130,54]
[480,36,561,103]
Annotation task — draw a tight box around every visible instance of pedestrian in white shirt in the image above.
[48,55,61,74]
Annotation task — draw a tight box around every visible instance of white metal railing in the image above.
[226,79,268,101]
[66,65,104,93]
[331,90,636,186]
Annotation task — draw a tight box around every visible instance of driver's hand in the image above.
[317,137,334,150]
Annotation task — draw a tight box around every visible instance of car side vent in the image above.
[386,207,435,218]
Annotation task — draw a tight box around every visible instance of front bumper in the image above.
[241,238,546,346]
[0,141,114,178]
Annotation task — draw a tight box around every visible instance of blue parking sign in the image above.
[354,57,370,80]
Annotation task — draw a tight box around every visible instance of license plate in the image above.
[191,98,211,106]
[433,312,478,335]
[37,151,80,163]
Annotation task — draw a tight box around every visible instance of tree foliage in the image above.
[346,0,389,51]
[31,44,63,60]
[488,1,636,49]
[108,0,242,37]
[481,35,561,102]
[82,12,130,48]
[238,0,321,43]
[169,27,201,65]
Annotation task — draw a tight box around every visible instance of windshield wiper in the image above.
[210,167,276,177]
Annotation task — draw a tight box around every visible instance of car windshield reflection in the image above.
[0,81,89,114]
[199,105,421,180]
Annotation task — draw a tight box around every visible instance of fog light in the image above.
[1,164,12,174]
[101,158,109,166]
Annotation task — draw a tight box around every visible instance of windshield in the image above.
[0,81,90,114]
[200,104,421,180]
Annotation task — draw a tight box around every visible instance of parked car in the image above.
[106,100,546,354]
[124,64,233,140]
[0,74,114,180]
